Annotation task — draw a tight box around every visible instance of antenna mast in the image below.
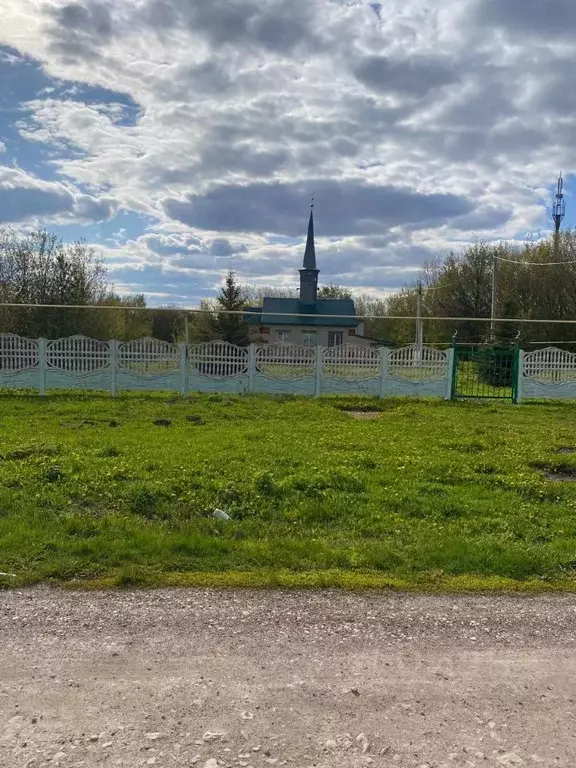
[553,173,566,254]
[553,173,565,234]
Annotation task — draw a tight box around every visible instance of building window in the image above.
[348,329,356,336]
[259,327,270,335]
[277,330,291,343]
[328,331,343,347]
[302,331,317,347]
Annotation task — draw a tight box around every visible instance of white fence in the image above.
[4,335,576,401]
[520,347,576,400]
[0,334,453,399]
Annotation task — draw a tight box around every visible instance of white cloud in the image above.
[0,165,118,224]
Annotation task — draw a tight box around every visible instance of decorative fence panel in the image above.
[521,348,576,400]
[387,346,451,399]
[188,341,250,393]
[117,338,181,393]
[0,335,40,390]
[0,334,456,399]
[46,336,111,391]
[321,345,381,396]
[254,344,316,395]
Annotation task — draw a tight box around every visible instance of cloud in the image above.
[210,237,248,257]
[74,193,118,221]
[0,174,74,223]
[451,207,512,231]
[141,233,248,262]
[142,234,203,257]
[0,0,574,305]
[162,180,473,237]
[144,0,318,54]
[475,0,576,40]
[45,1,116,60]
[353,55,456,99]
[0,166,118,224]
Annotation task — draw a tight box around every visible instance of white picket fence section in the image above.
[0,334,457,399]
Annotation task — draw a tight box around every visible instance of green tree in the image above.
[212,271,249,346]
[150,305,186,344]
[242,284,299,305]
[187,300,218,344]
[0,227,150,340]
[354,295,390,342]
[317,283,353,300]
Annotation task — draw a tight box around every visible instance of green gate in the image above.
[452,345,519,401]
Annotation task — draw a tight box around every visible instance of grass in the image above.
[454,360,514,399]
[1,391,576,591]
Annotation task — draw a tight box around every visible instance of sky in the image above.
[0,0,575,307]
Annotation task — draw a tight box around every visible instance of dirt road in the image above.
[1,589,575,768]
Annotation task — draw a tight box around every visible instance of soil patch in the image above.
[545,471,576,482]
[346,411,382,420]
[532,461,576,482]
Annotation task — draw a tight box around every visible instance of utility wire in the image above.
[495,255,576,266]
[1,301,576,324]
[422,279,460,292]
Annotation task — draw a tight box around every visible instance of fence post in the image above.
[38,338,47,396]
[314,346,323,397]
[379,347,389,398]
[179,342,187,397]
[515,349,524,404]
[110,339,118,397]
[445,347,455,400]
[248,343,256,393]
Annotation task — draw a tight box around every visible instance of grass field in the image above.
[1,392,576,591]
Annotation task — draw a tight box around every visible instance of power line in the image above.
[1,301,576,324]
[422,279,460,292]
[495,255,576,266]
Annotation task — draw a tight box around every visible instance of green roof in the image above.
[245,298,359,328]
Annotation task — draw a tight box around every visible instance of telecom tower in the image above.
[553,173,566,244]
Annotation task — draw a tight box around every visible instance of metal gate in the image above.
[452,345,519,401]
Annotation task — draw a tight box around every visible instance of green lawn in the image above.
[1,392,576,591]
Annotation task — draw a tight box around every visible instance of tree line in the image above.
[383,232,576,346]
[0,228,250,344]
[1,226,575,346]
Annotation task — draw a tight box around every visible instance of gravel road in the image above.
[1,589,576,768]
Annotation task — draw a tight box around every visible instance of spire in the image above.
[299,196,319,304]
[302,197,316,270]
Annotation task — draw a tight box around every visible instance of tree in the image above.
[380,231,576,348]
[317,283,353,300]
[186,300,218,344]
[150,305,186,344]
[212,271,249,346]
[242,284,299,305]
[0,227,150,340]
[77,291,151,340]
